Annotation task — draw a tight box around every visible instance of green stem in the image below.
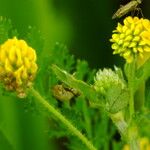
[126,62,140,150]
[82,100,92,139]
[134,82,145,111]
[129,139,140,150]
[127,62,136,119]
[29,87,97,150]
[110,112,128,137]
[128,125,140,150]
[129,89,134,119]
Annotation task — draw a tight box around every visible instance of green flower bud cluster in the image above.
[94,68,125,94]
[94,67,128,113]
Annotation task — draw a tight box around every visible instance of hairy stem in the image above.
[128,125,140,150]
[134,82,145,111]
[129,139,140,150]
[126,61,136,119]
[110,112,128,136]
[82,100,92,139]
[129,89,134,119]
[30,87,97,150]
[125,61,140,150]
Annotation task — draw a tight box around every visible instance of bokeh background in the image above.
[0,0,150,150]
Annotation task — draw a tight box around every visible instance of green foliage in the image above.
[1,15,150,150]
[0,17,127,150]
[28,42,120,150]
[0,17,18,44]
[0,130,14,150]
[51,64,103,108]
[24,26,44,57]
[106,85,129,113]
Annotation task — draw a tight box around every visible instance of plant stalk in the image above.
[110,112,128,136]
[129,139,140,150]
[134,82,145,111]
[29,87,97,150]
[128,125,140,150]
[126,61,136,119]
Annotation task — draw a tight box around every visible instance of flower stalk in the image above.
[128,124,140,150]
[110,111,128,136]
[29,87,97,150]
[127,61,136,119]
[134,82,145,111]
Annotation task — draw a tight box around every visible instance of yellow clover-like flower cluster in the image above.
[110,16,150,66]
[0,37,38,98]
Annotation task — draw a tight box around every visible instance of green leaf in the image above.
[0,128,15,150]
[51,64,104,108]
[106,85,129,113]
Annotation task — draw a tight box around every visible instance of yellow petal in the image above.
[120,33,125,39]
[16,48,23,66]
[118,39,123,45]
[112,34,119,41]
[143,45,150,52]
[139,41,146,46]
[116,23,122,32]
[137,47,144,52]
[0,49,7,63]
[124,35,132,41]
[133,48,137,53]
[129,42,137,48]
[133,28,140,35]
[142,19,150,29]
[14,66,24,85]
[5,59,13,72]
[22,68,28,79]
[132,36,140,42]
[125,29,132,36]
[123,50,131,57]
[9,46,16,64]
[123,42,130,47]
[122,26,128,33]
[126,16,134,24]
[24,58,31,69]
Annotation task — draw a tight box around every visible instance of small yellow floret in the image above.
[110,16,150,67]
[0,37,38,98]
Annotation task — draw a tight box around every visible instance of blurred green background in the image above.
[0,0,150,150]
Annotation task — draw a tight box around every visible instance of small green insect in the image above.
[112,0,142,19]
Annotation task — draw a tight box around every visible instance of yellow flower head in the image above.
[0,37,38,98]
[110,16,150,67]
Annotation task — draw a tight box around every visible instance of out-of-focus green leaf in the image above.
[24,26,44,56]
[0,17,18,43]
[0,129,15,150]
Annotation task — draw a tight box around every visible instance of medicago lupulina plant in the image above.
[0,16,150,150]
